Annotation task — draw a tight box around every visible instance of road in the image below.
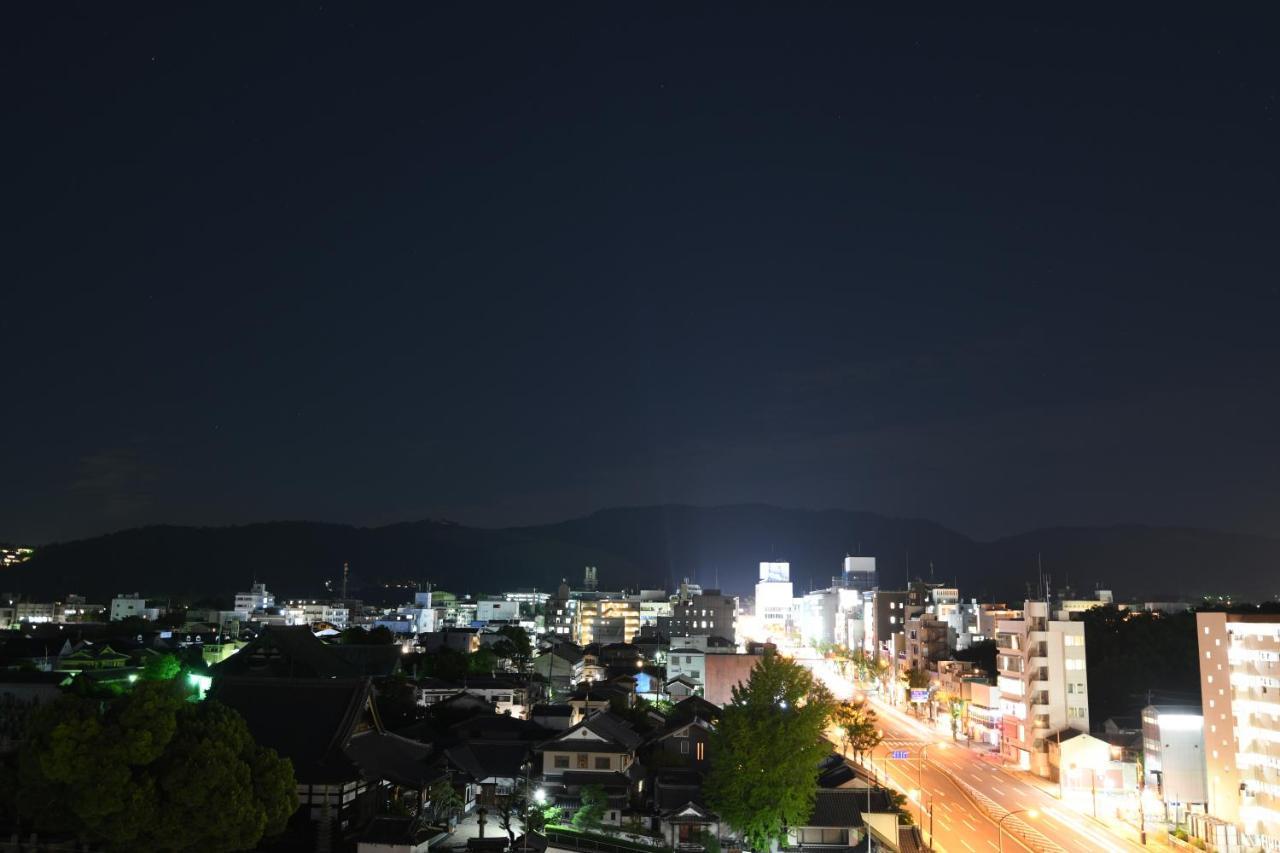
[803,653,1145,853]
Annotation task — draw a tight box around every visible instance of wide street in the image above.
[801,652,1147,853]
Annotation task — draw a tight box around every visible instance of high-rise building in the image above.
[1197,612,1280,849]
[755,561,794,634]
[583,565,598,592]
[842,556,877,592]
[996,600,1090,776]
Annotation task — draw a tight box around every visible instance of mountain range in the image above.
[3,505,1275,604]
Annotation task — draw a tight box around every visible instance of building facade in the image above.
[1197,612,1280,849]
[997,600,1090,776]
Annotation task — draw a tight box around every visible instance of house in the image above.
[668,695,721,725]
[567,681,630,724]
[664,675,701,702]
[645,716,714,772]
[535,711,644,825]
[531,644,582,694]
[648,769,722,849]
[785,789,875,850]
[667,645,706,689]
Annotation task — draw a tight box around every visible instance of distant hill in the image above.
[3,505,1277,603]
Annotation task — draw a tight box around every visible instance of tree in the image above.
[468,646,499,674]
[421,647,470,682]
[492,626,533,672]
[831,699,882,763]
[340,625,395,645]
[141,653,182,682]
[952,639,997,680]
[10,679,296,852]
[902,667,931,706]
[705,652,835,851]
[375,675,423,730]
[427,778,463,825]
[571,784,606,834]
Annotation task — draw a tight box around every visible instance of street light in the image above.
[996,808,1037,853]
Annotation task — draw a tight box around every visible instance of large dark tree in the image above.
[10,678,296,852]
[1082,606,1200,723]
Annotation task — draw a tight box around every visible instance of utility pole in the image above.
[341,561,349,601]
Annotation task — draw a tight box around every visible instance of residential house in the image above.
[536,711,644,826]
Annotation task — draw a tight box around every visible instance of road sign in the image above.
[890,749,910,760]
[910,688,929,703]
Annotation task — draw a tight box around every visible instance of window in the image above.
[554,755,569,768]
[595,757,610,770]
[680,740,690,754]
[577,754,589,769]
[696,742,705,761]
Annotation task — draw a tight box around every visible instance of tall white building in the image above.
[996,600,1090,776]
[1197,612,1280,849]
[755,561,794,634]
[842,556,877,592]
[234,582,275,615]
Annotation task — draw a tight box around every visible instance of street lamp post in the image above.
[996,808,1038,853]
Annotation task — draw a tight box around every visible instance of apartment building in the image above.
[997,600,1089,776]
[1197,612,1280,849]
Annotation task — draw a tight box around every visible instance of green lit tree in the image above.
[141,653,182,681]
[705,652,835,851]
[571,784,606,834]
[11,679,296,852]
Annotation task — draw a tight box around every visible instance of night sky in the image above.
[4,5,1278,545]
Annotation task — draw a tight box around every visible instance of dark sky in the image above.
[4,5,1278,545]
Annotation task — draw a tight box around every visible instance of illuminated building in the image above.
[754,561,794,636]
[1197,612,1280,849]
[997,600,1089,776]
[1142,704,1207,821]
[234,581,275,615]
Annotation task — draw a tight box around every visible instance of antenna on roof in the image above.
[341,562,349,601]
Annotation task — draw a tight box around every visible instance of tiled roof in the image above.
[210,676,374,783]
[345,730,443,788]
[211,626,362,678]
[802,789,868,828]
